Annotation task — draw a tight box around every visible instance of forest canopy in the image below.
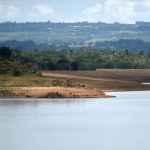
[0,47,150,75]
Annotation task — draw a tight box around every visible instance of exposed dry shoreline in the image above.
[1,87,149,99]
[0,87,113,98]
[1,69,150,98]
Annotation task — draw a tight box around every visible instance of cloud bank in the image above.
[83,0,150,23]
[0,0,150,23]
[0,2,56,22]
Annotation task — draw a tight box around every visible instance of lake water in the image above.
[0,91,150,150]
[142,83,150,85]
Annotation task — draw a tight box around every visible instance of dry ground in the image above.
[1,69,150,98]
[42,69,150,91]
[7,87,110,98]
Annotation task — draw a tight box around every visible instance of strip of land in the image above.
[0,87,110,98]
[1,69,150,98]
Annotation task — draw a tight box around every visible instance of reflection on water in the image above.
[142,82,150,85]
[0,98,88,107]
[0,91,150,150]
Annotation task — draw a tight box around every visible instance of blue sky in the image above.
[0,0,150,23]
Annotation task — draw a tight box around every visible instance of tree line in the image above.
[0,47,150,76]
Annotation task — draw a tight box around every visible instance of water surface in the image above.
[0,91,150,150]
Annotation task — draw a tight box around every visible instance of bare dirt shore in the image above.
[0,87,112,98]
[1,69,150,98]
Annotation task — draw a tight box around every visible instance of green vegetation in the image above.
[1,47,150,74]
[0,73,84,88]
[0,46,37,76]
[0,89,15,97]
[0,74,54,87]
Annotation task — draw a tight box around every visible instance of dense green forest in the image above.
[0,47,150,76]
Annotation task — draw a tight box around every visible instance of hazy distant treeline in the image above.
[1,21,150,32]
[0,39,150,53]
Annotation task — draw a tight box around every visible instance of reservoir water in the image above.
[0,91,150,150]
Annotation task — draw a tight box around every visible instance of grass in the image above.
[0,74,54,87]
[0,89,15,97]
[0,74,83,88]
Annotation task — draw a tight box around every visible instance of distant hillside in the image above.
[0,39,150,52]
[92,39,150,53]
[1,21,150,43]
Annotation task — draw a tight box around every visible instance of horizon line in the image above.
[0,21,150,24]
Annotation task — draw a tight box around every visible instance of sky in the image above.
[0,0,150,23]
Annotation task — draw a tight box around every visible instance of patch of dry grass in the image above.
[0,74,54,87]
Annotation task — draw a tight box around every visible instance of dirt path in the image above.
[42,72,131,83]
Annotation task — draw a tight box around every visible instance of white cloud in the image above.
[142,0,150,7]
[33,4,54,15]
[82,0,150,23]
[25,4,56,22]
[0,2,57,22]
[7,5,20,18]
[84,4,101,15]
[83,0,138,23]
[1,0,150,23]
[0,3,20,21]
[105,0,136,22]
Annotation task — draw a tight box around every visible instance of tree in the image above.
[71,61,79,70]
[57,59,71,70]
[139,50,145,55]
[0,47,12,58]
